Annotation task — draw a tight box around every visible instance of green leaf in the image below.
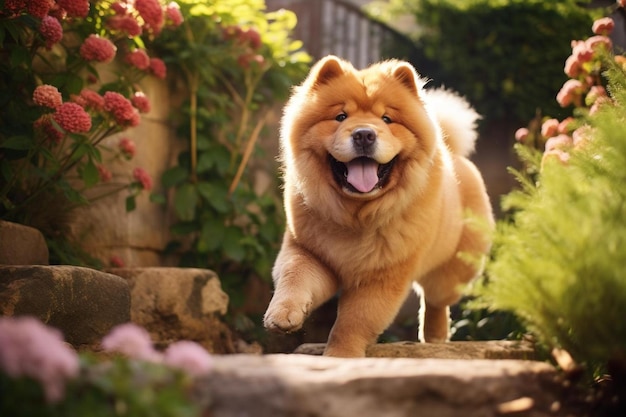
[0,136,33,150]
[196,152,215,173]
[162,166,189,188]
[170,221,198,236]
[174,182,198,221]
[197,182,230,213]
[223,226,245,262]
[81,159,99,187]
[149,192,167,204]
[126,195,136,211]
[197,218,225,253]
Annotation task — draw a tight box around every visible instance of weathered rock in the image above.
[295,340,536,360]
[0,220,49,265]
[197,354,566,417]
[0,265,129,347]
[109,267,235,353]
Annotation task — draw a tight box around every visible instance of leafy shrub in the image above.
[150,0,310,307]
[474,11,626,390]
[378,0,598,123]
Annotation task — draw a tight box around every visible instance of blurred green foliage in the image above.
[375,0,600,123]
[150,0,310,309]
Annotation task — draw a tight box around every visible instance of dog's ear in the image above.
[392,62,424,96]
[310,55,345,87]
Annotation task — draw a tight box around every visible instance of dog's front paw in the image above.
[264,300,310,333]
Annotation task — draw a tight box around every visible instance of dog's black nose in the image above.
[352,127,376,152]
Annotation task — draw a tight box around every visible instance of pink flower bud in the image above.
[541,118,559,139]
[545,134,573,152]
[514,127,529,142]
[592,17,614,36]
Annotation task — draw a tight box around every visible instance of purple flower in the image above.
[101,323,162,362]
[164,341,213,377]
[0,316,79,403]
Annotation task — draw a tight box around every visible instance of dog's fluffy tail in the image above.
[425,88,480,157]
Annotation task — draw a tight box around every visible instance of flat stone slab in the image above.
[0,265,129,347]
[198,354,566,417]
[0,220,48,265]
[295,340,535,360]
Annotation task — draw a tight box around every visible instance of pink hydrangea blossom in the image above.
[104,91,140,127]
[28,0,54,19]
[101,323,161,362]
[53,102,92,133]
[76,89,105,111]
[80,35,117,63]
[40,15,63,49]
[558,117,575,134]
[97,164,113,182]
[135,0,164,34]
[514,127,529,142]
[131,91,151,113]
[33,85,62,109]
[541,118,559,139]
[126,49,151,70]
[57,0,90,17]
[163,341,213,377]
[111,1,129,15]
[149,57,167,79]
[586,85,607,106]
[0,316,79,403]
[542,149,570,167]
[107,15,143,37]
[592,17,614,36]
[118,137,136,159]
[545,134,573,152]
[165,2,184,27]
[564,55,581,78]
[585,35,612,52]
[571,40,593,64]
[133,167,153,190]
[4,0,26,14]
[556,79,585,108]
[34,116,64,144]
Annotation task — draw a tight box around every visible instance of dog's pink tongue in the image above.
[346,159,379,193]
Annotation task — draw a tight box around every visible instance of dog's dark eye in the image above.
[335,113,347,122]
[382,115,392,124]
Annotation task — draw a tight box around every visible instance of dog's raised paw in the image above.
[263,301,308,333]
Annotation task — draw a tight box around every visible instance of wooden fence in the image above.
[265,0,420,69]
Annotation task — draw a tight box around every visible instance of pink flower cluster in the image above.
[133,167,153,190]
[0,316,79,403]
[53,102,92,133]
[33,84,62,109]
[107,0,184,38]
[559,18,614,108]
[80,35,117,63]
[104,91,140,127]
[102,323,213,377]
[222,25,266,69]
[516,15,624,169]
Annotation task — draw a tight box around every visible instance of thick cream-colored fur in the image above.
[264,55,493,357]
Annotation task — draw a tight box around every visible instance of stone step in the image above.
[295,340,536,360]
[197,353,567,417]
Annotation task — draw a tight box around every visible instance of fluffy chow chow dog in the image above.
[264,55,494,357]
